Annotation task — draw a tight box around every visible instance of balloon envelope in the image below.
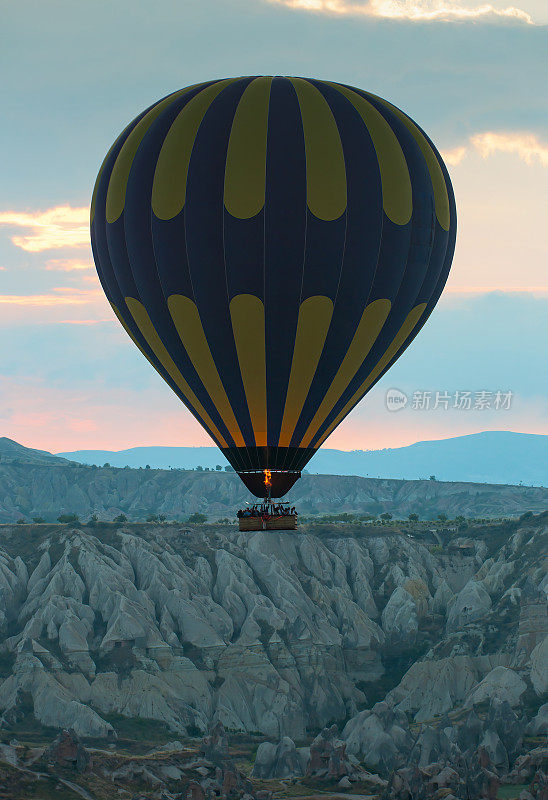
[91,76,456,497]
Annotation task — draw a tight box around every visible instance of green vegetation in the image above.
[497,786,530,799]
[0,651,15,679]
[102,713,174,745]
[113,513,127,523]
[57,513,80,524]
[188,512,207,523]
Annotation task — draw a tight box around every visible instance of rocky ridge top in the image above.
[1,460,546,522]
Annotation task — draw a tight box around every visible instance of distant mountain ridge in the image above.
[0,437,71,466]
[57,431,547,487]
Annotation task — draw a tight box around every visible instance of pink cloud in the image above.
[0,376,211,453]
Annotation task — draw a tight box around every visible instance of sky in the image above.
[0,0,546,453]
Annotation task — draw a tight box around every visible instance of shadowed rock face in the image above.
[0,519,545,739]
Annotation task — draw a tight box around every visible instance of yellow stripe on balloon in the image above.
[278,295,334,448]
[91,135,126,226]
[106,84,204,224]
[366,92,450,231]
[290,78,347,221]
[152,79,237,221]
[224,77,272,219]
[229,294,267,447]
[123,297,228,448]
[168,294,245,448]
[300,298,391,449]
[327,83,412,227]
[314,303,428,448]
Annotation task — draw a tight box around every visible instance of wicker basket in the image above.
[238,515,297,532]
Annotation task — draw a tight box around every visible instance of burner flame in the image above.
[264,469,272,489]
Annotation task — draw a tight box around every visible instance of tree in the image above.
[195,465,203,471]
[145,464,151,469]
[16,518,26,524]
[437,513,448,523]
[188,512,207,524]
[113,513,127,523]
[455,515,466,525]
[215,465,223,471]
[408,513,419,522]
[32,516,45,524]
[158,514,167,523]
[87,514,98,526]
[103,462,111,468]
[57,513,80,524]
[429,475,437,481]
[146,514,159,523]
[380,512,393,523]
[224,465,234,472]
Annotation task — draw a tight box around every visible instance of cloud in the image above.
[442,131,548,168]
[0,206,89,252]
[266,0,534,23]
[470,132,548,166]
[440,145,467,166]
[0,287,102,307]
[45,258,94,271]
[444,286,548,294]
[57,319,114,325]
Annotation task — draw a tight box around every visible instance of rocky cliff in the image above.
[0,514,545,745]
[1,459,546,522]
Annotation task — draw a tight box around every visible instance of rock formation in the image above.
[0,515,544,745]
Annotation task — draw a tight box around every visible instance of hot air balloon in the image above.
[91,76,456,500]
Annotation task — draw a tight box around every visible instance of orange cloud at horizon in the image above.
[45,258,94,271]
[0,287,103,307]
[266,0,534,23]
[0,206,89,252]
[2,373,544,455]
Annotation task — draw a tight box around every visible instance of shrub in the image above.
[188,512,207,524]
[57,513,80,524]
